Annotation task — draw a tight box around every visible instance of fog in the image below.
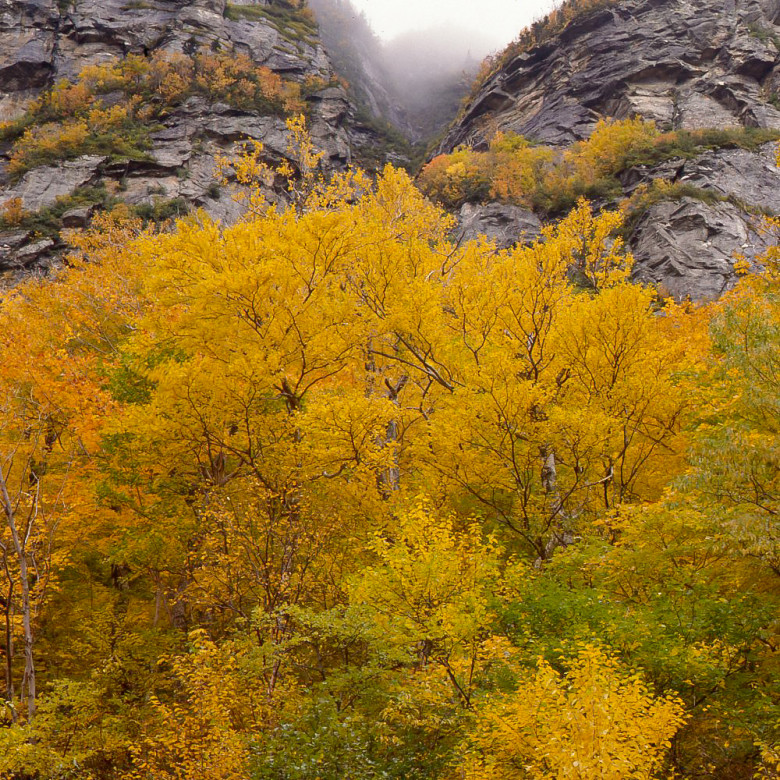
[350,0,555,47]
[384,25,498,85]
[308,0,515,143]
[382,25,498,141]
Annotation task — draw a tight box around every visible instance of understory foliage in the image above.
[0,117,777,780]
[418,118,780,213]
[465,645,687,780]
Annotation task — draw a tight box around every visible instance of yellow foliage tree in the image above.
[349,501,504,708]
[126,630,250,780]
[466,645,686,780]
[413,200,697,559]
[570,117,657,182]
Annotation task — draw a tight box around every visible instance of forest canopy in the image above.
[0,118,778,780]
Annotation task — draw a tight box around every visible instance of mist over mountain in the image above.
[308,0,497,143]
[383,26,497,142]
[383,25,497,83]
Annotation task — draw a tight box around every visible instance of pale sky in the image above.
[350,0,555,47]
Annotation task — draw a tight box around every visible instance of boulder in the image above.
[0,232,56,278]
[0,229,32,268]
[60,205,95,228]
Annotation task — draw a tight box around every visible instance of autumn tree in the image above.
[465,645,686,780]
[349,501,503,709]
[126,630,253,780]
[0,214,145,721]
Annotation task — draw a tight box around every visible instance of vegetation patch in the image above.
[0,49,306,180]
[0,187,190,241]
[130,196,190,224]
[0,185,118,237]
[7,109,155,178]
[748,21,780,50]
[418,118,780,214]
[224,1,319,45]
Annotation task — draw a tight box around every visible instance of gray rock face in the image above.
[0,0,357,275]
[611,139,780,299]
[457,202,542,248]
[619,142,780,211]
[441,0,780,151]
[11,156,105,212]
[677,143,780,213]
[621,138,780,299]
[628,197,772,300]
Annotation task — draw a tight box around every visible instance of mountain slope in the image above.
[432,0,780,300]
[442,0,780,151]
[0,0,354,280]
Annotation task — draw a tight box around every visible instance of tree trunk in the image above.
[0,467,35,720]
[0,544,15,721]
[377,376,407,497]
[539,447,574,563]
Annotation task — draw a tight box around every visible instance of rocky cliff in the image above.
[0,0,359,281]
[6,0,780,299]
[441,0,780,300]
